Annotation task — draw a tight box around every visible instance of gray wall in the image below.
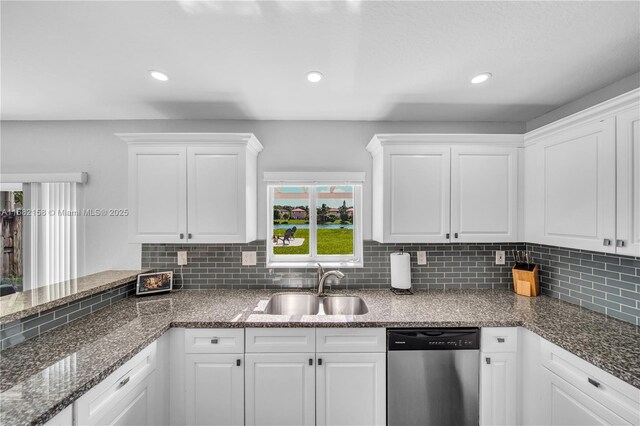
[526,71,640,131]
[0,119,523,275]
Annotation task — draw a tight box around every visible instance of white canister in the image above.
[390,252,412,290]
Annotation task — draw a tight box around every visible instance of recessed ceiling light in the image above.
[306,71,323,83]
[471,72,492,84]
[149,70,169,82]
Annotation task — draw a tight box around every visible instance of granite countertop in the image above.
[1,289,639,425]
[0,270,150,325]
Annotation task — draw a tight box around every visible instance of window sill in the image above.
[266,260,364,269]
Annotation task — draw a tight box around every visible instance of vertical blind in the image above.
[29,182,78,290]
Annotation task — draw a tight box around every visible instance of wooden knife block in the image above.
[512,264,540,297]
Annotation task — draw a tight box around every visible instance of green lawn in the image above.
[273,228,353,255]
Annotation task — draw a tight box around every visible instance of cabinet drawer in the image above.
[540,338,640,425]
[246,328,315,353]
[76,340,157,424]
[316,328,386,353]
[481,327,517,353]
[184,328,244,354]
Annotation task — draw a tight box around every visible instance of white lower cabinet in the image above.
[480,328,518,426]
[245,352,316,426]
[316,353,386,426]
[184,354,244,426]
[75,340,160,426]
[540,367,632,425]
[480,352,517,426]
[44,405,73,426]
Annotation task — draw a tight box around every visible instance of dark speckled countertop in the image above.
[1,289,639,425]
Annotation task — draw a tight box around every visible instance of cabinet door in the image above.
[383,146,451,243]
[540,368,632,425]
[185,354,244,426]
[128,145,187,243]
[316,353,385,426]
[451,146,518,242]
[245,353,315,426]
[44,405,73,426]
[532,118,616,252]
[90,372,156,426]
[616,107,640,256]
[480,352,517,426]
[187,146,246,243]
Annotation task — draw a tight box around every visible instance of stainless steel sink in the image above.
[263,293,368,316]
[322,295,369,315]
[264,293,320,315]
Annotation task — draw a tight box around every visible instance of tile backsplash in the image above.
[527,243,640,326]
[0,282,135,350]
[143,241,640,326]
[142,241,525,290]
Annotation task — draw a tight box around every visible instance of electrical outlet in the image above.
[177,251,188,266]
[417,251,427,265]
[495,250,506,265]
[242,251,257,266]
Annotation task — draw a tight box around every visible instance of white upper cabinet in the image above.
[526,118,616,252]
[524,89,640,254]
[120,133,263,244]
[616,106,640,256]
[127,145,187,243]
[367,134,522,243]
[451,146,518,242]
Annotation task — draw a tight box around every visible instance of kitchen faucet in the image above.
[316,263,345,295]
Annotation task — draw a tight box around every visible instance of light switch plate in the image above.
[242,251,257,266]
[177,251,188,266]
[495,251,506,265]
[417,251,427,265]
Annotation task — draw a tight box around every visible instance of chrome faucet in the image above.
[316,263,345,295]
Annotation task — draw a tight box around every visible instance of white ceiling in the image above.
[1,1,639,122]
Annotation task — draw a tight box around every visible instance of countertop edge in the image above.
[0,270,151,326]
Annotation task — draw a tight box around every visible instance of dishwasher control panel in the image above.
[387,328,480,350]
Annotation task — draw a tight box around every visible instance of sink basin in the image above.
[264,293,320,315]
[322,296,369,315]
[263,293,369,316]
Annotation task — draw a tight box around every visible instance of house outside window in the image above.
[265,172,364,268]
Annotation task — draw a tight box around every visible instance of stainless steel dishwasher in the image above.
[387,328,480,426]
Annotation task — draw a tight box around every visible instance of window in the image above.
[265,173,363,268]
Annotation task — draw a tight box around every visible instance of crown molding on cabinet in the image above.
[115,133,264,155]
[524,88,640,146]
[365,133,524,155]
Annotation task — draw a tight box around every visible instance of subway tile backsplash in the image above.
[527,243,640,326]
[143,241,640,326]
[142,241,525,290]
[0,282,136,350]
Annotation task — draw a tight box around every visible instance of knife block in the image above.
[512,264,540,297]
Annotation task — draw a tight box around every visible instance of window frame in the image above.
[265,173,364,268]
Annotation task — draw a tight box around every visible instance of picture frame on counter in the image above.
[136,271,173,295]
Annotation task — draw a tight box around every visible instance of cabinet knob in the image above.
[211,338,218,344]
[603,239,612,246]
[180,233,184,239]
[446,233,450,239]
[616,240,626,248]
[588,378,601,388]
[485,357,491,365]
[497,337,505,343]
[454,233,458,239]
[236,359,241,367]
[309,358,313,366]
[318,358,323,366]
